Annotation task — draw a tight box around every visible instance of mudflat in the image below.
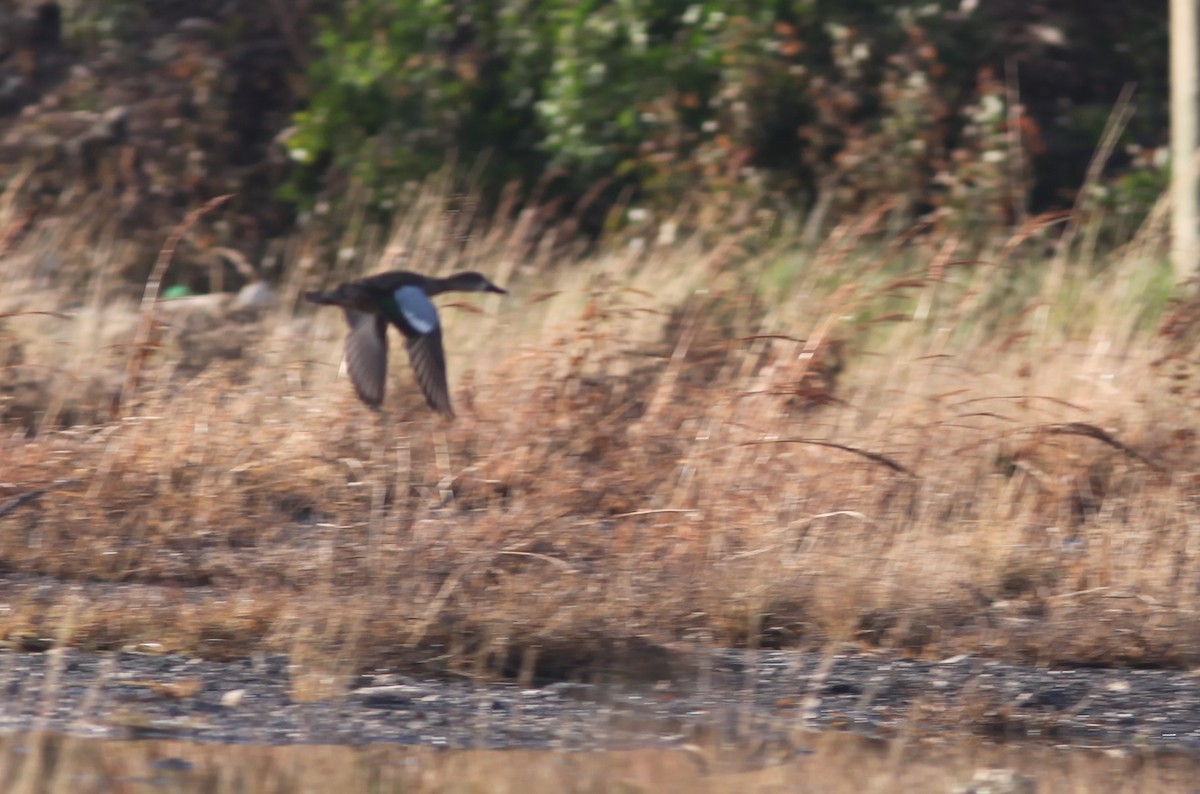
[1,647,1198,753]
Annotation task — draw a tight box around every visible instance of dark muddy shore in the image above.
[1,648,1199,753]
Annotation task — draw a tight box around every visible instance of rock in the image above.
[234,281,274,310]
[220,689,245,708]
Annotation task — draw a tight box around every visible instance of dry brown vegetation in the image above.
[2,179,1199,685]
[4,729,1197,794]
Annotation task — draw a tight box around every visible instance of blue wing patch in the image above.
[394,285,439,335]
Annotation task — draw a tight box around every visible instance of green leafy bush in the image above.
[285,2,969,208]
[284,0,552,203]
[284,0,1167,240]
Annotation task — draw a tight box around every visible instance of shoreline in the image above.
[1,648,1198,753]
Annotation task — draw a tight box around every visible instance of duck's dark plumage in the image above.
[306,270,506,417]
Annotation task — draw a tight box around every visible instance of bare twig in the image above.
[737,438,916,477]
[115,194,233,418]
[1004,57,1028,227]
[0,480,78,519]
[1041,422,1164,472]
[1055,83,1137,264]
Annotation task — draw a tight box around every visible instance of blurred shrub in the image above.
[282,0,552,206]
[284,0,1166,239]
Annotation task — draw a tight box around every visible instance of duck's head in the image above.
[441,271,508,295]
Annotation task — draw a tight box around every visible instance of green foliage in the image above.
[285,0,973,211]
[538,1,803,196]
[64,0,148,45]
[284,0,1169,244]
[286,0,554,204]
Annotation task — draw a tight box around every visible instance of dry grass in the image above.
[1,185,1199,684]
[2,729,1197,794]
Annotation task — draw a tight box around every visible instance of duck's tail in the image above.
[304,289,339,306]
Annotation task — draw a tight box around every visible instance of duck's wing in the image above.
[342,310,389,408]
[387,284,454,417]
[405,329,454,417]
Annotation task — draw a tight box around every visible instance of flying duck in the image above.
[305,270,507,417]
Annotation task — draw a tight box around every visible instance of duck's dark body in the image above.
[306,270,506,417]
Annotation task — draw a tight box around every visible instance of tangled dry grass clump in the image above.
[1,184,1199,685]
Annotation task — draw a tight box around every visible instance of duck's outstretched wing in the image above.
[342,310,389,408]
[388,284,454,417]
[405,329,454,417]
